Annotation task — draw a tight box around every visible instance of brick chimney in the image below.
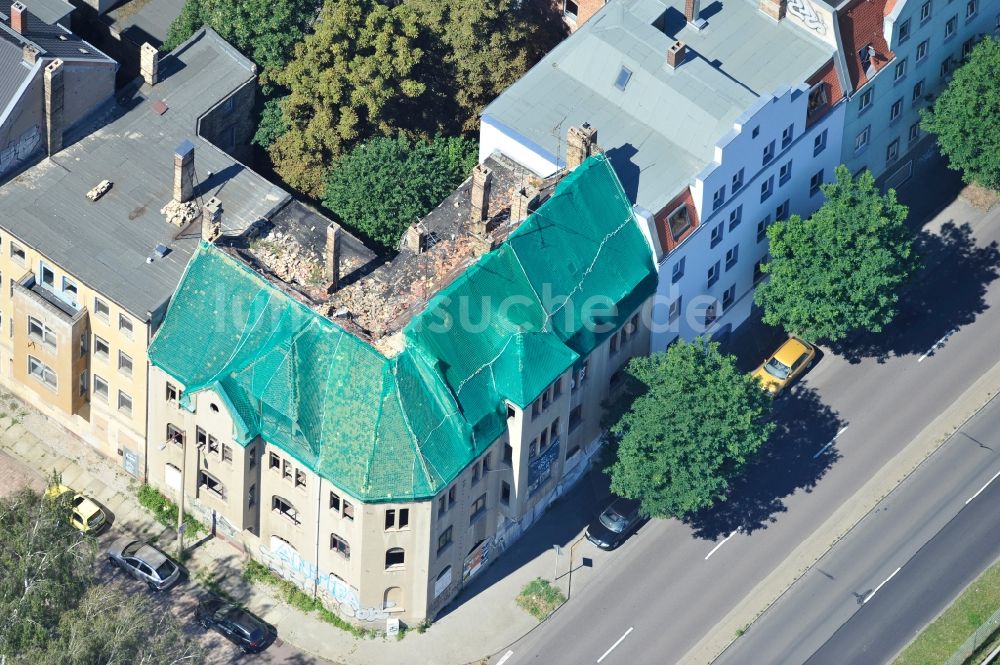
[44,59,63,157]
[403,222,427,254]
[759,0,787,21]
[684,0,700,22]
[666,41,687,69]
[202,197,222,243]
[325,223,341,292]
[510,186,537,224]
[11,2,27,35]
[566,123,598,170]
[173,140,195,204]
[470,163,492,237]
[140,43,159,86]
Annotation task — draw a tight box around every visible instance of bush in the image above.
[516,578,566,621]
[136,484,203,538]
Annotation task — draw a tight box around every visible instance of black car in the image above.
[585,497,645,550]
[197,596,276,654]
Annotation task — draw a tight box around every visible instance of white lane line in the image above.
[497,650,514,665]
[863,567,902,604]
[966,469,1000,505]
[918,329,957,362]
[814,426,850,458]
[597,627,634,663]
[705,530,739,560]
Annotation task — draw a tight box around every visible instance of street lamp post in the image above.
[567,535,585,599]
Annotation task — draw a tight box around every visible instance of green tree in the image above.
[922,37,1000,189]
[754,165,916,343]
[269,0,427,197]
[253,94,290,149]
[608,339,775,519]
[323,135,477,249]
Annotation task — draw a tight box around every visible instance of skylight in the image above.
[613,66,632,91]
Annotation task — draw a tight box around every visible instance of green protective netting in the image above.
[148,154,656,502]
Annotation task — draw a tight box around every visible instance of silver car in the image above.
[107,536,181,591]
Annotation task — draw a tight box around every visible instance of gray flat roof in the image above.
[0,28,287,320]
[105,0,185,46]
[22,0,73,26]
[482,0,834,212]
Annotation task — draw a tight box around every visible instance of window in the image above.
[272,495,299,524]
[912,79,925,102]
[962,37,975,59]
[118,390,132,416]
[668,297,682,323]
[781,124,794,149]
[93,335,109,360]
[385,548,405,569]
[438,495,446,517]
[118,351,133,377]
[667,204,691,241]
[248,484,256,508]
[270,453,281,471]
[529,439,537,459]
[118,314,133,338]
[399,508,409,528]
[470,493,487,523]
[945,15,957,39]
[757,215,772,243]
[501,481,511,506]
[93,374,108,401]
[760,176,774,203]
[917,39,929,62]
[437,527,453,555]
[728,205,743,231]
[707,261,720,288]
[27,317,56,350]
[776,199,790,221]
[10,243,24,264]
[385,508,410,530]
[855,126,871,152]
[294,467,306,488]
[166,382,178,402]
[807,82,829,116]
[886,138,900,166]
[703,302,717,327]
[779,160,792,186]
[858,88,873,112]
[732,168,744,192]
[941,56,953,78]
[890,98,903,122]
[909,122,921,145]
[710,223,724,248]
[920,0,931,23]
[281,458,292,481]
[894,59,907,81]
[79,370,87,397]
[712,186,726,211]
[40,264,54,287]
[752,125,760,139]
[94,298,109,321]
[330,533,350,559]
[613,65,632,91]
[166,423,184,446]
[343,500,354,520]
[671,257,685,283]
[329,490,341,511]
[222,96,235,114]
[898,18,911,44]
[62,277,77,300]
[569,404,583,431]
[725,245,739,271]
[753,258,767,285]
[966,0,977,18]
[722,285,735,311]
[198,469,225,499]
[472,461,481,484]
[810,170,824,196]
[563,0,579,19]
[27,356,56,389]
[762,140,775,165]
[813,130,827,156]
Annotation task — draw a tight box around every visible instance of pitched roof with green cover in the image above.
[148,155,656,502]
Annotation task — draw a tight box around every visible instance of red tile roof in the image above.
[805,59,845,126]
[838,0,895,91]
[655,187,700,254]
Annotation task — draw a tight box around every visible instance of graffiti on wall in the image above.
[258,540,389,622]
[0,126,41,176]
[787,0,827,34]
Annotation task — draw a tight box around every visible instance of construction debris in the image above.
[86,179,112,201]
[160,199,200,226]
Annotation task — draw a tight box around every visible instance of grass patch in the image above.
[516,578,566,621]
[894,557,1000,665]
[136,484,203,539]
[242,560,379,639]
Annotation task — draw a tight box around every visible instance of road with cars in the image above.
[492,158,1000,664]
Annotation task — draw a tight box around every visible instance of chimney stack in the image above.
[566,123,599,170]
[140,43,159,87]
[173,140,195,203]
[684,0,700,22]
[759,0,787,21]
[470,163,492,237]
[510,186,537,224]
[666,41,687,69]
[403,222,427,254]
[202,197,222,243]
[44,59,63,157]
[11,2,27,35]
[325,223,341,292]
[22,44,38,65]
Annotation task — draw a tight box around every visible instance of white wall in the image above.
[479,115,562,177]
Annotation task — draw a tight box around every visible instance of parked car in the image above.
[586,497,645,550]
[751,336,816,396]
[106,537,181,591]
[197,595,276,654]
[45,484,108,533]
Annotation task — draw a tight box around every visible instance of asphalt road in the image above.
[495,159,1000,664]
[716,393,1000,665]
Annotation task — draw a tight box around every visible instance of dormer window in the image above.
[667,204,691,241]
[614,66,632,92]
[807,82,829,116]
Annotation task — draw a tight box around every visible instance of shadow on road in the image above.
[683,386,844,541]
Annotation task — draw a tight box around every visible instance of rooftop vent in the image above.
[154,243,169,258]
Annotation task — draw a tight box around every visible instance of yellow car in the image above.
[46,484,108,533]
[752,337,816,395]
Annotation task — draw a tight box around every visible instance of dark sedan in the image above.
[585,497,645,550]
[197,595,276,654]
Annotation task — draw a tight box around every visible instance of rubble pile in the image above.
[160,199,199,226]
[249,230,323,287]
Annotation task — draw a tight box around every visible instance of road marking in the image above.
[597,627,634,663]
[705,530,739,560]
[918,329,957,362]
[813,426,850,458]
[863,567,902,604]
[497,651,514,665]
[966,469,1000,505]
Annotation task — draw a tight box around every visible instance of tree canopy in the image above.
[754,165,916,343]
[922,37,1000,189]
[608,339,775,519]
[323,135,477,249]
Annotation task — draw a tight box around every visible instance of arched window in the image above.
[383,586,403,611]
[385,547,405,569]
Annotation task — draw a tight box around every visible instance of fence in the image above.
[944,604,1000,665]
